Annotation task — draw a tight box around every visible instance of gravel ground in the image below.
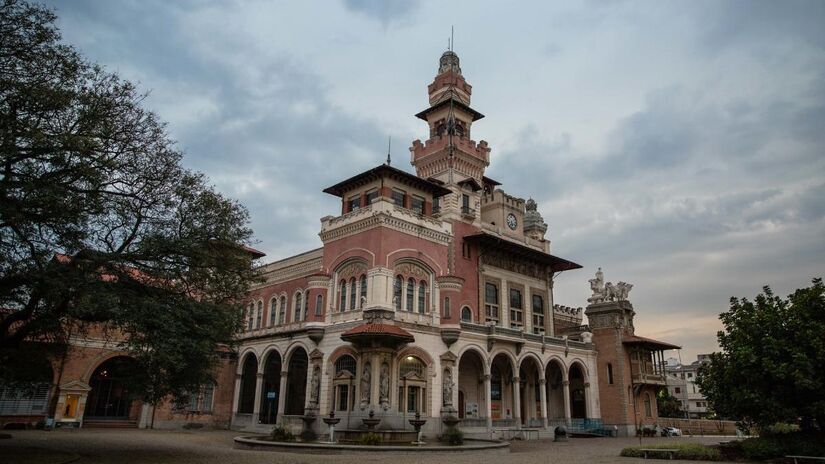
[0,429,739,464]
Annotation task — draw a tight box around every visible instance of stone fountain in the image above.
[408,411,427,445]
[322,411,341,443]
[361,409,381,431]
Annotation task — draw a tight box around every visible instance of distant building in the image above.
[664,355,711,418]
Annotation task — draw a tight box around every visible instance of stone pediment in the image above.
[59,380,91,393]
[440,351,458,364]
[309,348,324,361]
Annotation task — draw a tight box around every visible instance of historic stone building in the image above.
[230,50,602,436]
[1,50,678,437]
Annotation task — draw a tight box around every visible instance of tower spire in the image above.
[386,136,391,165]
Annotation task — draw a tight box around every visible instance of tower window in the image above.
[484,282,499,324]
[411,195,425,215]
[509,288,523,328]
[532,294,544,334]
[346,195,360,212]
[315,294,323,316]
[406,277,415,311]
[443,297,451,319]
[365,189,378,205]
[392,189,406,207]
[607,363,614,385]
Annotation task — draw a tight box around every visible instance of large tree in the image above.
[0,0,257,402]
[696,278,825,432]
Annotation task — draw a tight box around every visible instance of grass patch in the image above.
[620,443,722,461]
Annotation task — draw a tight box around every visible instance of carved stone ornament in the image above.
[360,362,371,408]
[442,369,454,407]
[588,267,633,303]
[481,249,545,280]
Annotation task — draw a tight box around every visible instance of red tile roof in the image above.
[341,323,415,342]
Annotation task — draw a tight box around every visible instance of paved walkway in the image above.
[0,429,739,464]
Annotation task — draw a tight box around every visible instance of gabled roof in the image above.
[322,164,453,198]
[415,97,485,122]
[463,232,582,272]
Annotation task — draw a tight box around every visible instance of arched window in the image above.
[247,303,254,331]
[607,363,614,385]
[644,393,652,417]
[349,277,356,310]
[461,306,472,322]
[490,365,502,401]
[303,291,309,321]
[417,281,426,313]
[315,294,323,316]
[406,277,415,311]
[399,355,427,414]
[255,301,263,329]
[443,297,451,319]
[334,355,357,376]
[269,298,277,326]
[359,274,367,309]
[333,355,357,412]
[294,292,303,322]
[394,276,402,310]
[279,296,286,324]
[339,280,347,311]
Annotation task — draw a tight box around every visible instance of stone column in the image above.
[370,353,381,408]
[539,378,548,428]
[584,382,591,418]
[232,374,242,416]
[562,380,571,425]
[484,374,492,428]
[512,376,521,428]
[277,370,288,419]
[252,372,264,423]
[500,280,509,327]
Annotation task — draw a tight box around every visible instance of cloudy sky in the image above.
[47,0,824,361]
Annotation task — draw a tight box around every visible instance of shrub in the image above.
[358,432,382,446]
[442,427,464,446]
[738,433,825,460]
[620,443,722,461]
[271,426,295,442]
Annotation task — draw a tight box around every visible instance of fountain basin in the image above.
[234,436,510,454]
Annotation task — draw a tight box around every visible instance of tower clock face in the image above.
[506,213,518,230]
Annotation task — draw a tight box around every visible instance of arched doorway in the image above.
[490,353,514,422]
[569,363,587,419]
[85,357,138,420]
[237,353,257,414]
[545,359,565,421]
[457,349,485,421]
[519,357,542,426]
[284,347,307,415]
[260,351,281,424]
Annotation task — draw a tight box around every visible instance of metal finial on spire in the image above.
[386,136,391,165]
[451,25,454,52]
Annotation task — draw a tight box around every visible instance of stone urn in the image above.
[322,411,341,443]
[362,409,381,431]
[409,411,427,445]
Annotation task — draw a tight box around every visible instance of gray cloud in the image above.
[342,0,420,25]
[45,0,825,361]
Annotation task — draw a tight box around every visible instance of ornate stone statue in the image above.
[360,362,371,408]
[442,369,453,407]
[589,268,632,302]
[587,267,605,303]
[379,363,389,409]
[309,366,320,406]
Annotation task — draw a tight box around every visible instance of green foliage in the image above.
[657,388,684,418]
[0,0,257,402]
[696,278,825,432]
[723,433,825,460]
[620,443,722,461]
[442,427,464,446]
[271,426,295,442]
[357,432,382,446]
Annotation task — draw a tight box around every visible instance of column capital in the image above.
[584,382,590,388]
[511,376,520,383]
[281,370,289,378]
[539,378,546,385]
[562,380,570,386]
[483,374,491,381]
[256,372,264,378]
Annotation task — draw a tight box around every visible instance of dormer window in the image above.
[391,189,406,207]
[411,195,425,215]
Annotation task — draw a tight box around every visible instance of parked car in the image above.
[661,426,682,437]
